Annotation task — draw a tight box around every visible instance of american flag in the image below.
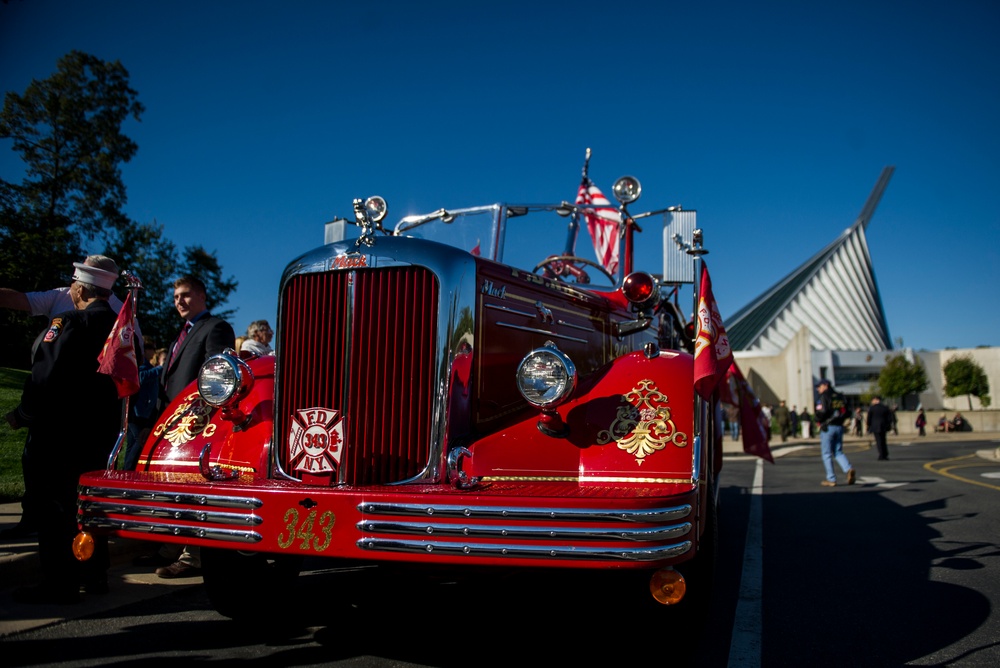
[575,178,621,275]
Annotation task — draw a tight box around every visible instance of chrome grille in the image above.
[277,267,438,485]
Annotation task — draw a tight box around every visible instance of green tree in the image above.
[877,354,929,408]
[0,51,144,368]
[0,50,144,244]
[943,355,991,410]
[0,182,82,368]
[104,219,179,350]
[1,52,241,366]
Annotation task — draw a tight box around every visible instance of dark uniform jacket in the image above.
[159,312,236,411]
[14,299,121,594]
[16,300,121,470]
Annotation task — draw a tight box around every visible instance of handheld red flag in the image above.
[726,361,774,463]
[693,262,734,399]
[97,291,140,398]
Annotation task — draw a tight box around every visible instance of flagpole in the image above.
[106,270,144,470]
[565,148,592,257]
[687,230,709,461]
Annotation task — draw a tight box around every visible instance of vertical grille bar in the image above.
[277,267,437,486]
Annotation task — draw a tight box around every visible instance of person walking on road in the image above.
[815,378,855,487]
[866,395,893,461]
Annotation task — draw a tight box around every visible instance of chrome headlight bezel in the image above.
[198,350,253,408]
[516,344,577,408]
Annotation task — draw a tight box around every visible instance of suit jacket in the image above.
[159,314,236,411]
[866,402,893,434]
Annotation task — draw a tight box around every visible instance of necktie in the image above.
[170,321,192,368]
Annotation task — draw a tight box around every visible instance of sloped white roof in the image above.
[725,167,894,353]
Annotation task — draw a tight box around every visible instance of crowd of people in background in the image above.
[0,255,275,603]
[723,397,899,444]
[721,394,974,446]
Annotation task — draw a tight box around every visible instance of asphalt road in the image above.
[2,433,999,667]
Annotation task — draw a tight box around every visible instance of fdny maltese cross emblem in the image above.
[288,408,345,475]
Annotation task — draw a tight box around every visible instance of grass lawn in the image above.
[0,367,29,503]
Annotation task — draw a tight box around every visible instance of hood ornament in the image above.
[354,196,387,248]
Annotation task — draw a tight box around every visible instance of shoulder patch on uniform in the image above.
[43,318,63,343]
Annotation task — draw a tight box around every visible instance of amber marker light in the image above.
[73,531,96,562]
[649,567,687,605]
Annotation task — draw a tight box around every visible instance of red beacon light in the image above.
[622,272,659,311]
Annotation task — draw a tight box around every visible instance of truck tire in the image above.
[202,548,303,622]
[675,475,718,621]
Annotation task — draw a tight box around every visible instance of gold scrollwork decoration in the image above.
[597,379,688,464]
[152,392,217,447]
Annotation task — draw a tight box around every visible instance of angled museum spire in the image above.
[725,167,895,353]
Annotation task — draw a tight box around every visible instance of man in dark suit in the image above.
[159,275,236,412]
[866,395,894,461]
[149,274,235,578]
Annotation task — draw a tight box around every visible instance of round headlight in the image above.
[516,344,577,408]
[198,353,252,407]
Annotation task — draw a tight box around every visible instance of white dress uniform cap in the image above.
[72,262,118,290]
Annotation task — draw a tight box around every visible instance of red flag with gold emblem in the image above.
[97,291,139,398]
[693,262,734,399]
[727,361,774,463]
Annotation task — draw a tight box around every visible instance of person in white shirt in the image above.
[240,319,274,356]
[0,255,141,542]
[0,255,143,353]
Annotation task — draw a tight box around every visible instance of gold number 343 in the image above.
[277,508,335,551]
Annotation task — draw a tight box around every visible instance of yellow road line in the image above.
[925,454,1000,491]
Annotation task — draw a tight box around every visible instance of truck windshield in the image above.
[393,204,621,289]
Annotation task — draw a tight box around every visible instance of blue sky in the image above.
[2,1,998,351]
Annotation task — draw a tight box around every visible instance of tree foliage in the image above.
[943,355,991,410]
[103,219,178,350]
[1,52,239,366]
[877,354,929,405]
[0,50,144,243]
[0,181,83,368]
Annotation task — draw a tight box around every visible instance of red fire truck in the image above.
[76,161,748,620]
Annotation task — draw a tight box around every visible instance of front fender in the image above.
[135,355,275,478]
[467,350,697,484]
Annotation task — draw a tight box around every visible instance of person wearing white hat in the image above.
[4,266,123,603]
[0,255,141,543]
[0,254,143,352]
